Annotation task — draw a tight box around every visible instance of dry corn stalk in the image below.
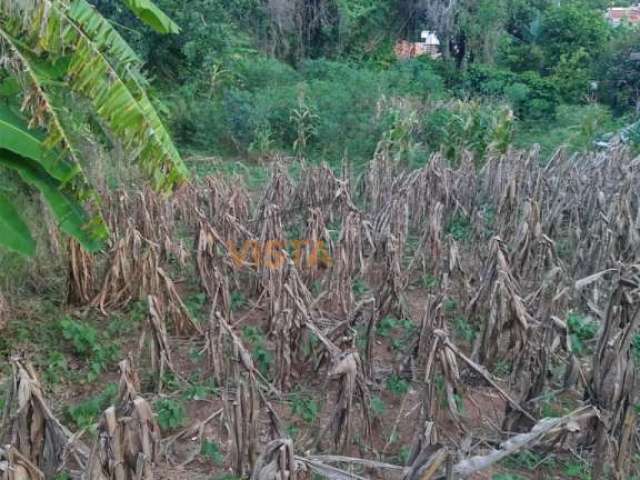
[85,358,160,480]
[468,237,532,367]
[157,267,202,335]
[0,446,44,480]
[300,208,334,284]
[413,297,462,428]
[251,439,297,480]
[316,351,372,453]
[330,211,372,314]
[92,226,150,312]
[501,322,553,433]
[403,422,445,480]
[0,291,7,332]
[67,239,96,305]
[588,270,640,480]
[142,295,180,393]
[1,358,87,477]
[257,164,293,219]
[229,379,258,477]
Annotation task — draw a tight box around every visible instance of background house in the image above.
[607,6,640,25]
[394,30,441,60]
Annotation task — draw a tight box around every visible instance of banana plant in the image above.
[0,0,187,256]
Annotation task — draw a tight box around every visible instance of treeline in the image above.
[95,0,640,162]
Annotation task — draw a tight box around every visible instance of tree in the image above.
[0,0,188,256]
[595,28,640,114]
[539,2,610,72]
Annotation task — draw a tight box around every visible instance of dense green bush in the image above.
[168,57,448,163]
[460,65,558,120]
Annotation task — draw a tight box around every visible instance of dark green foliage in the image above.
[539,2,610,69]
[595,28,640,114]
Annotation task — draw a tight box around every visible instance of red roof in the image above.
[607,7,640,24]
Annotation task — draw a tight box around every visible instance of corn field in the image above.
[2,144,640,479]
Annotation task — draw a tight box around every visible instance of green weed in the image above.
[290,392,320,424]
[370,395,386,417]
[242,326,272,377]
[421,274,440,289]
[453,316,476,343]
[201,439,225,465]
[44,351,69,384]
[66,383,118,430]
[377,316,398,338]
[59,317,120,381]
[155,398,187,431]
[386,374,410,396]
[446,213,472,242]
[184,381,219,401]
[563,459,591,479]
[230,291,247,312]
[352,278,369,296]
[567,312,598,355]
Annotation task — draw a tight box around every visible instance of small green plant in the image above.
[633,334,640,362]
[492,360,511,378]
[397,446,412,465]
[155,398,187,431]
[290,392,320,424]
[66,383,118,430]
[242,326,272,377]
[444,298,458,312]
[184,381,219,401]
[59,317,119,381]
[453,316,476,343]
[377,316,398,338]
[351,278,369,296]
[502,449,544,471]
[421,274,440,289]
[563,459,591,479]
[567,312,598,355]
[60,317,98,357]
[230,291,247,312]
[44,351,69,384]
[446,213,471,242]
[53,474,72,480]
[386,374,410,396]
[370,395,386,417]
[201,439,224,465]
[185,292,207,319]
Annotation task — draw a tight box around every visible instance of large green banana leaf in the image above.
[121,0,180,34]
[0,104,80,184]
[0,193,35,256]
[0,149,105,252]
